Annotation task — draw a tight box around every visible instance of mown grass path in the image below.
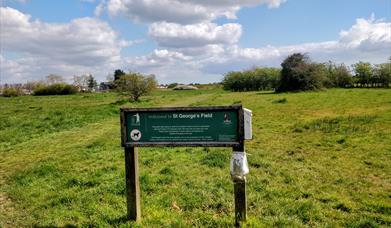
[1,89,390,227]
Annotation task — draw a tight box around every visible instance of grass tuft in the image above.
[201,149,229,168]
[272,98,287,103]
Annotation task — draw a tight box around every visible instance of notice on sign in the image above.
[124,109,239,144]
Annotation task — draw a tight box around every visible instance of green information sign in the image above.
[121,105,244,147]
[119,105,249,224]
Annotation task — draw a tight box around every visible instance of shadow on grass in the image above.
[107,215,129,225]
[33,225,77,228]
[256,91,276,95]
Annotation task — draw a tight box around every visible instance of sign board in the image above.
[120,105,244,147]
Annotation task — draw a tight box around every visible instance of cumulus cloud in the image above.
[149,22,242,48]
[103,0,286,24]
[124,49,192,70]
[0,55,35,82]
[200,16,391,73]
[0,7,137,83]
[94,1,106,17]
[339,14,391,52]
[0,7,129,66]
[123,51,220,83]
[174,44,226,57]
[0,54,105,83]
[127,15,391,82]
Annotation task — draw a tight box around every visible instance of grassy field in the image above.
[1,88,390,227]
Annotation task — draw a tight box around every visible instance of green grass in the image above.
[1,88,390,227]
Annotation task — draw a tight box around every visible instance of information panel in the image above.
[121,105,243,147]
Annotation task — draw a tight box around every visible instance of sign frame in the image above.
[120,105,245,148]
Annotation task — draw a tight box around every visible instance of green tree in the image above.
[167,83,178,89]
[353,62,373,87]
[325,62,353,88]
[2,87,24,97]
[115,72,157,101]
[373,62,391,88]
[114,69,126,81]
[222,67,280,91]
[87,74,97,92]
[33,83,78,95]
[276,53,325,92]
[23,81,45,93]
[252,67,280,90]
[222,71,245,91]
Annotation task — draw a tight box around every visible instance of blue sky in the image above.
[1,0,390,84]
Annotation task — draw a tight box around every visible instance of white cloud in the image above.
[149,22,242,48]
[124,49,192,70]
[0,7,137,83]
[339,14,391,52]
[94,1,106,17]
[201,16,391,73]
[126,15,391,82]
[174,44,226,57]
[0,54,107,83]
[103,0,286,24]
[123,51,220,83]
[0,55,35,83]
[1,7,128,66]
[152,49,191,61]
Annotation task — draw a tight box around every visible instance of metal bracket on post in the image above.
[124,146,141,222]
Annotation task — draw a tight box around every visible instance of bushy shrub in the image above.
[2,87,24,97]
[167,83,178,89]
[33,83,78,96]
[324,63,353,88]
[276,53,326,92]
[353,62,373,87]
[350,61,390,88]
[222,67,280,91]
[115,72,157,101]
[371,63,391,88]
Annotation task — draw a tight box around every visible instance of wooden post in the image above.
[233,144,246,227]
[234,180,246,226]
[124,146,141,221]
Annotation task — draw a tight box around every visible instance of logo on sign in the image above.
[131,113,140,126]
[224,113,232,124]
[130,129,142,141]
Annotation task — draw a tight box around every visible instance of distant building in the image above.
[157,84,168,89]
[99,82,115,91]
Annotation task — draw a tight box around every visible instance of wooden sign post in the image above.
[233,144,246,226]
[124,146,141,221]
[120,105,251,225]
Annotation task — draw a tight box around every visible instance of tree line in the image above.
[1,74,98,97]
[223,53,391,92]
[1,70,157,102]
